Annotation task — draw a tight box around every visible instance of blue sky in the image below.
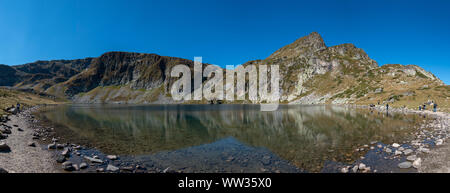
[0,0,449,84]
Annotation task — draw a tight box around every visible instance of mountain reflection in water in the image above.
[38,104,424,172]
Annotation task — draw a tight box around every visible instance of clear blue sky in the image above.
[0,0,449,84]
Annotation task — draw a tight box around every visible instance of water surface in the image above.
[38,104,426,172]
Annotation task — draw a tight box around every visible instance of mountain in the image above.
[0,58,93,92]
[1,32,448,110]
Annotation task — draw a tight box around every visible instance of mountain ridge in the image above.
[1,32,448,110]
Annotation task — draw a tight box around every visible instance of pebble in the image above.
[28,142,36,147]
[341,167,349,173]
[392,143,400,148]
[395,150,402,156]
[358,163,366,170]
[385,148,392,153]
[352,165,358,173]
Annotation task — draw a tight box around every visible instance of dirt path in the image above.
[0,112,59,173]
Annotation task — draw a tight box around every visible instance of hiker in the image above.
[16,103,20,113]
[386,103,389,111]
[419,105,422,111]
[433,103,438,112]
[423,104,426,111]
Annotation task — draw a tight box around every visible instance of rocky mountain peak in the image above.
[267,32,326,60]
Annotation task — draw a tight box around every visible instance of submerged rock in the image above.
[398,162,412,169]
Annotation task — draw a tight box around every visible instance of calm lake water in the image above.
[37,104,426,172]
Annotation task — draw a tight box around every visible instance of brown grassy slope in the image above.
[0,88,65,116]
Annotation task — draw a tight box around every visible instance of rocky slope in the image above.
[0,32,448,110]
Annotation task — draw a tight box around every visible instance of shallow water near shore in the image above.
[35,104,431,172]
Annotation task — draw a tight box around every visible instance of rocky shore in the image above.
[336,104,450,173]
[1,104,449,173]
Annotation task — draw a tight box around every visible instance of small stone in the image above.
[413,158,422,169]
[403,149,413,155]
[398,162,412,169]
[107,155,118,160]
[106,164,120,172]
[358,163,366,170]
[352,165,358,173]
[377,144,383,148]
[392,143,400,148]
[395,150,402,156]
[385,148,392,153]
[28,142,36,147]
[406,155,417,161]
[340,167,349,173]
[80,163,88,169]
[436,139,444,146]
[17,128,23,132]
[398,147,405,151]
[96,168,105,172]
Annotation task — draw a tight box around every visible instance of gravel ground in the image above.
[0,112,59,173]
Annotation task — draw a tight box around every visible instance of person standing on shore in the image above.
[16,103,20,113]
[386,103,389,111]
[433,103,438,112]
[423,104,426,111]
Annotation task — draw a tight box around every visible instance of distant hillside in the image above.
[1,32,448,111]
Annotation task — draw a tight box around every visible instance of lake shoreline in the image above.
[1,104,449,173]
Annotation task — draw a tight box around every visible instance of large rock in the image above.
[0,142,11,152]
[398,162,412,169]
[62,161,75,171]
[83,156,103,163]
[0,168,8,173]
[106,164,120,172]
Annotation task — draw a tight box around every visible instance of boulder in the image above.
[0,142,11,152]
[83,156,103,164]
[106,164,120,172]
[398,162,412,169]
[62,161,75,171]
